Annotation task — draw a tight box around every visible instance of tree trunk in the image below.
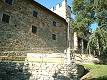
[74,32,78,51]
[97,38,100,55]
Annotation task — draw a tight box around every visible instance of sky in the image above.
[35,0,97,31]
[90,23,98,31]
[35,0,73,9]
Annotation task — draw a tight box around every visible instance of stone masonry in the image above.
[0,0,85,80]
[0,0,67,53]
[0,52,80,80]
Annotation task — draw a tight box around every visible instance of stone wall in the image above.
[0,61,78,80]
[0,62,31,80]
[0,0,67,53]
[0,1,87,80]
[25,53,86,80]
[0,52,81,80]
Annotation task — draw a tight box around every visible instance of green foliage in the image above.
[72,0,107,56]
[87,27,107,55]
[71,0,94,38]
[72,0,107,31]
[70,17,91,38]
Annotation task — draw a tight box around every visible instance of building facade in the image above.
[0,1,87,80]
[0,0,68,53]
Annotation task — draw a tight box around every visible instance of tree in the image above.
[72,0,107,56]
[87,27,107,55]
[71,0,94,39]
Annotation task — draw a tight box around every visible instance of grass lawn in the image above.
[82,64,107,80]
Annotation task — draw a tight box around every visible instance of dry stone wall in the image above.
[0,52,86,80]
[24,53,82,80]
[0,52,79,80]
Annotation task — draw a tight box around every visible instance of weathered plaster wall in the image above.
[0,0,67,53]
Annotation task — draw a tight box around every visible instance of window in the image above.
[5,0,13,5]
[53,21,56,26]
[52,34,56,40]
[2,13,10,23]
[33,10,38,17]
[32,26,37,33]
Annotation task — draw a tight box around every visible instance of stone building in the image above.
[0,0,68,53]
[51,0,89,53]
[0,0,86,80]
[0,0,89,54]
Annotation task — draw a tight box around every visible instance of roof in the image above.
[30,0,67,24]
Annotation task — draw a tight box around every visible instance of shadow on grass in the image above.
[91,76,107,80]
